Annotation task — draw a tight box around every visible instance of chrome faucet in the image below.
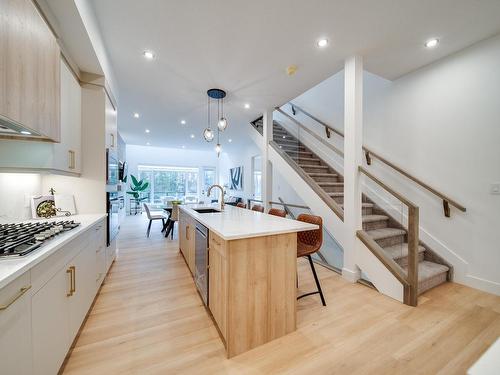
[207,184,225,211]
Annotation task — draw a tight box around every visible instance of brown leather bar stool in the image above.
[268,208,287,217]
[236,202,247,208]
[251,204,264,212]
[296,213,326,306]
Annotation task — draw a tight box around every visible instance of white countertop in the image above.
[179,204,318,240]
[0,214,106,289]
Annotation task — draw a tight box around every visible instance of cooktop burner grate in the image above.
[0,220,80,257]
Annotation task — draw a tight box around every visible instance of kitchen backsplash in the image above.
[0,173,42,222]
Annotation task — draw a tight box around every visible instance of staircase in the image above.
[261,119,450,296]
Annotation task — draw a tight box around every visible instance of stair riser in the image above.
[375,234,405,248]
[278,145,307,152]
[395,252,425,268]
[287,151,314,158]
[301,166,330,173]
[362,207,373,215]
[418,271,448,295]
[363,220,389,231]
[320,185,344,193]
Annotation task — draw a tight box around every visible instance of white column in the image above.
[342,56,363,283]
[262,108,274,211]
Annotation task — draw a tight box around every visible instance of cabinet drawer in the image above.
[0,271,31,309]
[31,229,91,294]
[209,232,227,257]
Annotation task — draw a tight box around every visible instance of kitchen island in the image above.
[178,204,317,358]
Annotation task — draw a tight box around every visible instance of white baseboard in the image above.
[342,267,360,283]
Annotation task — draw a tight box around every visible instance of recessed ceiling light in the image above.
[190,134,195,139]
[182,145,186,149]
[425,38,439,48]
[228,138,232,143]
[317,38,329,48]
[146,142,150,146]
[20,130,31,135]
[145,129,150,133]
[244,103,250,109]
[181,120,186,125]
[133,112,140,118]
[143,50,155,59]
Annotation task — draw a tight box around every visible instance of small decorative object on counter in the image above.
[31,189,74,219]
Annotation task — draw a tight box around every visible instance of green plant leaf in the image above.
[139,182,149,191]
[131,175,139,187]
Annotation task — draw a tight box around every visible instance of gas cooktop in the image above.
[0,220,80,258]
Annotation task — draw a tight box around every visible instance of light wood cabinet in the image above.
[0,0,60,141]
[178,211,195,274]
[0,57,81,175]
[0,272,33,375]
[208,239,227,340]
[105,95,117,151]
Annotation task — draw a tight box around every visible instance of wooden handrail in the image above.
[269,201,309,210]
[270,140,344,221]
[282,103,466,217]
[289,102,344,138]
[274,108,344,158]
[362,148,466,217]
[358,166,418,209]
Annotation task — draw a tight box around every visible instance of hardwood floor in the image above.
[63,214,500,374]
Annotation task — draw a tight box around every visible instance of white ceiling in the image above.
[87,0,500,151]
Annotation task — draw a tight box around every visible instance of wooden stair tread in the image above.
[383,243,426,260]
[309,172,338,177]
[317,182,344,186]
[341,202,373,208]
[300,164,329,168]
[366,228,406,240]
[327,192,344,197]
[362,214,389,223]
[404,261,449,282]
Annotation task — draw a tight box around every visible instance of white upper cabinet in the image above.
[105,95,117,151]
[53,60,82,174]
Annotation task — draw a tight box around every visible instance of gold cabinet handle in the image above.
[0,285,31,311]
[71,266,76,294]
[110,133,115,148]
[186,225,189,241]
[67,266,75,296]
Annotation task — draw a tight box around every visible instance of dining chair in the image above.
[165,202,179,239]
[296,213,326,306]
[251,204,264,212]
[236,202,247,208]
[144,203,167,238]
[268,208,287,217]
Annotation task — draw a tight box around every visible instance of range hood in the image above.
[0,115,42,137]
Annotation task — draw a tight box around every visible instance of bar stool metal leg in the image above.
[308,255,326,306]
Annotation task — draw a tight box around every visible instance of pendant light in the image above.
[203,95,215,142]
[204,89,228,156]
[217,97,228,131]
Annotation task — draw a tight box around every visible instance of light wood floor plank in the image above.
[63,214,500,374]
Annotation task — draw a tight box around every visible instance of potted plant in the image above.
[126,175,149,214]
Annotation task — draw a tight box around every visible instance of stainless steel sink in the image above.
[193,208,221,214]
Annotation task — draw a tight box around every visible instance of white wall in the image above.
[0,173,42,222]
[218,142,261,201]
[288,34,500,294]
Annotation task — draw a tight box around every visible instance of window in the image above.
[137,165,200,206]
[202,167,216,194]
[252,155,262,200]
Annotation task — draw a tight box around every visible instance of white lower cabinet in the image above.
[30,219,106,375]
[32,265,71,375]
[0,272,33,375]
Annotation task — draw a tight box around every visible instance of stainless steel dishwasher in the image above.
[195,221,209,306]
